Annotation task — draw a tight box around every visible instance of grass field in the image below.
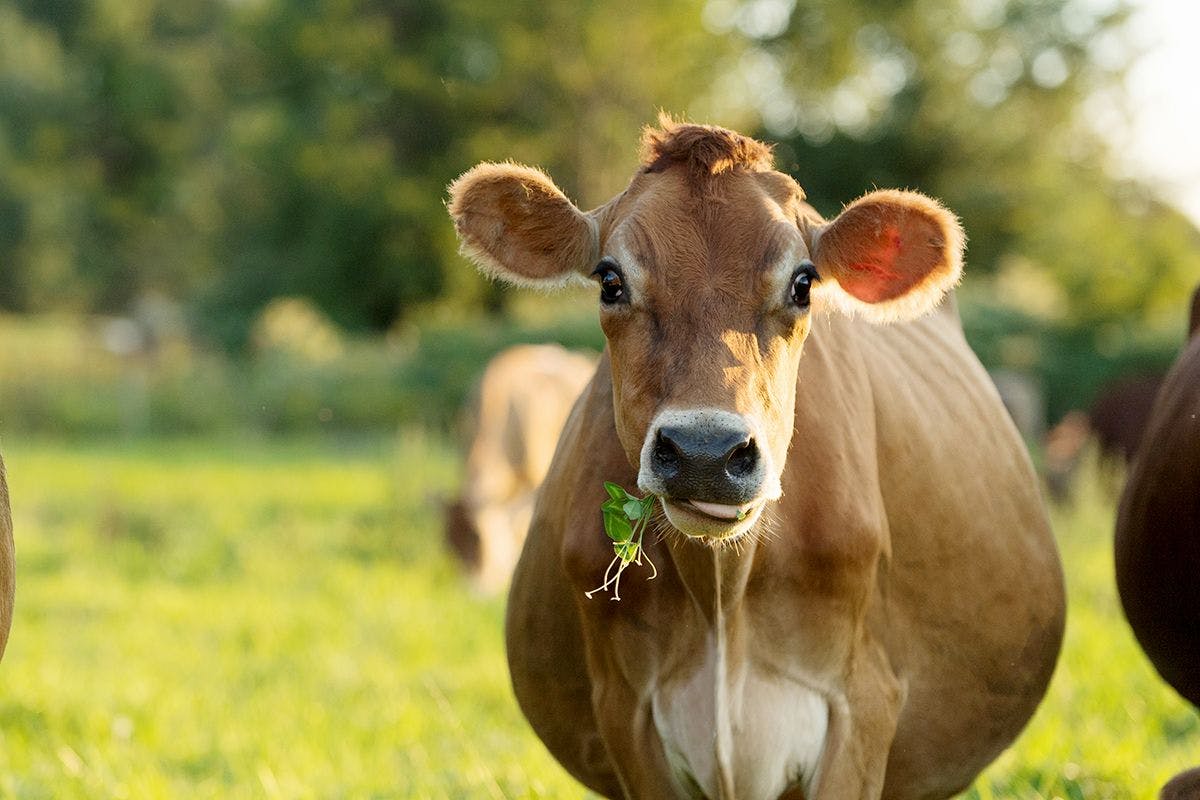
[0,435,1195,799]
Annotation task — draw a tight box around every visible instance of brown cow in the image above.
[0,455,13,660]
[1115,283,1200,798]
[445,344,595,593]
[448,119,1064,799]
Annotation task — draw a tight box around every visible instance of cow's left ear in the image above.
[448,162,598,288]
[808,189,965,323]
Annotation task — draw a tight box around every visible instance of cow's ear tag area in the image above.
[812,189,964,323]
[447,163,598,288]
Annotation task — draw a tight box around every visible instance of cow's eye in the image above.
[790,261,819,308]
[592,259,626,305]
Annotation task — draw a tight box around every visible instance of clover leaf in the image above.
[586,482,659,601]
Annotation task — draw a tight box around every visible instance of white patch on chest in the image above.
[650,634,829,800]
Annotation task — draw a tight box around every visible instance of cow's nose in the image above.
[651,423,763,505]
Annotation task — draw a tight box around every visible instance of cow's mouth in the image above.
[660,497,763,541]
[679,499,755,522]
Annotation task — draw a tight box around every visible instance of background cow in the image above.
[444,344,595,593]
[1042,410,1092,504]
[449,119,1064,800]
[0,456,13,661]
[1089,373,1166,468]
[1114,283,1200,799]
[1042,372,1167,504]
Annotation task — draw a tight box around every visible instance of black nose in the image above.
[651,423,763,505]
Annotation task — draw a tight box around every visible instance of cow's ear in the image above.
[448,163,597,288]
[809,189,964,323]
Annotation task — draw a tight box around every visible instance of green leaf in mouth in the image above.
[603,509,633,543]
[586,483,659,601]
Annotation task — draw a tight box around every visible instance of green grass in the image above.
[0,437,1195,798]
[0,434,581,799]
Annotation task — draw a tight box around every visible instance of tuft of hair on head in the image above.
[639,112,775,184]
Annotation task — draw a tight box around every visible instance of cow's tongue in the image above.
[685,499,747,521]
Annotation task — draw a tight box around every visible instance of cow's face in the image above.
[449,120,963,542]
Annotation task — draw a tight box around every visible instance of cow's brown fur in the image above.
[448,163,597,286]
[449,121,1063,799]
[640,114,775,186]
[0,455,14,660]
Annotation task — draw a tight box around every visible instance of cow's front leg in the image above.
[808,639,902,800]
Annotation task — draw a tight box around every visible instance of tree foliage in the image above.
[0,0,1195,351]
[741,0,1200,332]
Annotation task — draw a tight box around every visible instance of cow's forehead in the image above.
[601,168,808,279]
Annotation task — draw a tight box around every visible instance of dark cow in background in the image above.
[1090,373,1165,468]
[444,344,595,593]
[0,455,12,660]
[1114,283,1200,800]
[1042,372,1167,504]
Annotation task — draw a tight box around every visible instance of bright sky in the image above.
[1118,0,1200,226]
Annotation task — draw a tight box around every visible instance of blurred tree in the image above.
[702,0,1199,332]
[0,0,730,344]
[198,0,733,346]
[194,0,457,344]
[0,0,225,312]
[0,0,1196,363]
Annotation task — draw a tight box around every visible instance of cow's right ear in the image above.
[807,189,964,323]
[448,163,598,288]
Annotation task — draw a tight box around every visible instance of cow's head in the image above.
[448,119,963,542]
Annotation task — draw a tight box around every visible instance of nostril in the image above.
[652,431,682,472]
[725,439,758,478]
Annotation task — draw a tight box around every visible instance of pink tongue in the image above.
[686,500,745,520]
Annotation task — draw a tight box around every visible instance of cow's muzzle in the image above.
[638,408,779,539]
[650,424,762,505]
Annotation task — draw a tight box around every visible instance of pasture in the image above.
[0,435,1195,799]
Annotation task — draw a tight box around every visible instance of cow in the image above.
[1115,282,1200,798]
[0,455,13,661]
[1042,410,1092,504]
[444,343,595,593]
[1041,373,1167,505]
[448,118,1064,800]
[1090,372,1166,468]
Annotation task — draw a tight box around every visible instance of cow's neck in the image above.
[665,532,757,626]
[664,532,760,800]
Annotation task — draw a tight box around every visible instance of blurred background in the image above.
[0,0,1197,797]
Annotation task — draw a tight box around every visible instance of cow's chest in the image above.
[648,631,829,800]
